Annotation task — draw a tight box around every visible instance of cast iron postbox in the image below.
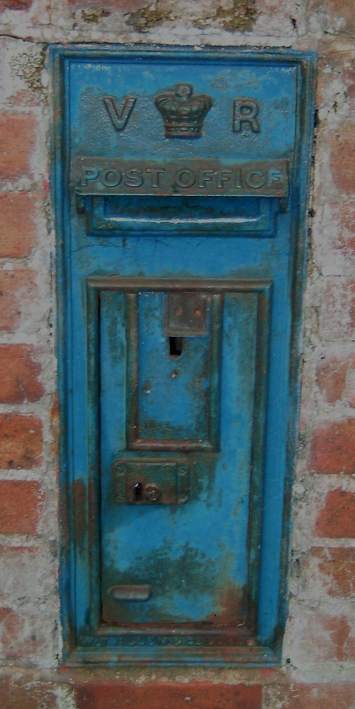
[53,46,315,665]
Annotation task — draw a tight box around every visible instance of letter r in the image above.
[233,99,260,133]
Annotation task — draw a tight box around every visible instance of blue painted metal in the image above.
[52,45,315,666]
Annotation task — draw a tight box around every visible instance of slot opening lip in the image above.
[102,215,265,226]
[109,584,152,602]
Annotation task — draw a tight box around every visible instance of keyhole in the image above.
[133,481,143,500]
[169,336,183,357]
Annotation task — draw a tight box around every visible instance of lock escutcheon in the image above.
[143,483,162,502]
[113,459,189,505]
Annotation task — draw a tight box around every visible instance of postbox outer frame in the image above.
[52,45,316,666]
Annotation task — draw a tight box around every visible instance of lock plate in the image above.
[112,459,189,504]
[166,292,210,336]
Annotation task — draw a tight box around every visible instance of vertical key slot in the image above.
[169,336,184,357]
[133,481,143,500]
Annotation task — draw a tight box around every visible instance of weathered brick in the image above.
[290,612,355,663]
[316,353,355,405]
[0,480,42,534]
[330,125,355,194]
[319,279,355,341]
[0,114,36,180]
[264,683,355,708]
[312,547,355,597]
[316,489,355,538]
[321,615,355,661]
[0,345,43,403]
[67,0,148,9]
[0,608,22,656]
[0,0,32,9]
[309,0,355,35]
[317,50,355,107]
[344,65,355,99]
[0,414,42,469]
[0,678,57,708]
[310,419,355,474]
[75,682,262,709]
[336,201,355,253]
[0,192,38,258]
[0,270,36,332]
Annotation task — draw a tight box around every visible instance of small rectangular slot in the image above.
[86,196,277,236]
[109,584,152,601]
[169,336,183,357]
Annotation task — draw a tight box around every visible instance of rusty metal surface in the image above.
[166,292,209,337]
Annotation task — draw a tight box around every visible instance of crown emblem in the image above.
[154,83,213,138]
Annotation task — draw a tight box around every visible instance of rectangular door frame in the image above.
[52,45,316,666]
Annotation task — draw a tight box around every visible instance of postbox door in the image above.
[98,284,267,628]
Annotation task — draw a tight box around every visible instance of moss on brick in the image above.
[126,1,174,32]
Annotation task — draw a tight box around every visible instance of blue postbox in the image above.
[53,46,315,665]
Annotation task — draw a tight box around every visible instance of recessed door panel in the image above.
[97,283,265,628]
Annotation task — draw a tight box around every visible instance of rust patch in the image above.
[207,585,248,626]
[72,479,86,554]
[102,544,217,625]
[60,484,70,554]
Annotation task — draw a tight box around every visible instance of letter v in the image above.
[103,95,137,131]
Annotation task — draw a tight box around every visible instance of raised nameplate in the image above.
[72,158,289,198]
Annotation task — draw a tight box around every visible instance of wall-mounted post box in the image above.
[53,46,315,666]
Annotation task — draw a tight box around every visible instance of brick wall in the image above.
[0,1,354,707]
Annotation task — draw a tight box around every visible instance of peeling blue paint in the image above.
[52,45,315,666]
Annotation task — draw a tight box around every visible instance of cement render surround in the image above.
[0,0,354,705]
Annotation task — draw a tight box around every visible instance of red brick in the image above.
[75,682,262,709]
[0,0,32,8]
[0,114,36,180]
[0,192,38,258]
[0,480,42,534]
[312,547,355,597]
[0,414,42,468]
[310,419,355,474]
[317,354,355,405]
[0,270,36,332]
[0,345,43,403]
[330,125,355,194]
[265,683,355,708]
[316,489,355,538]
[319,279,355,341]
